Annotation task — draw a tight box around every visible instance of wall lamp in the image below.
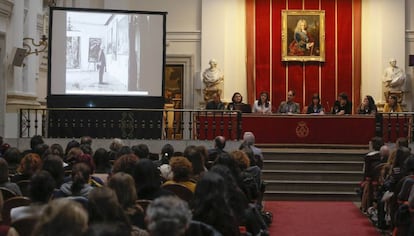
[23,34,48,56]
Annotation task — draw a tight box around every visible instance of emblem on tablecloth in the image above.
[296,121,309,138]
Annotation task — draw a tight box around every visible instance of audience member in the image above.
[163,157,196,193]
[108,172,145,228]
[379,145,390,163]
[332,92,352,115]
[88,187,147,235]
[158,143,174,166]
[80,136,93,146]
[252,91,271,114]
[208,136,227,164]
[306,93,324,114]
[240,132,264,169]
[358,95,377,115]
[11,170,56,223]
[193,172,239,236]
[132,144,150,159]
[133,159,172,200]
[116,146,133,159]
[2,147,21,174]
[11,153,42,183]
[65,140,80,156]
[41,154,65,188]
[30,135,44,152]
[32,198,88,236]
[80,144,93,156]
[0,193,19,236]
[112,154,139,177]
[383,95,402,113]
[146,196,192,236]
[93,147,111,174]
[45,143,65,160]
[109,138,124,160]
[58,163,93,198]
[183,145,206,181]
[277,90,300,114]
[0,159,22,195]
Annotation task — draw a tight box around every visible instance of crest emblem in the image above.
[296,121,309,138]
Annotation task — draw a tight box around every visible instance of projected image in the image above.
[50,9,165,96]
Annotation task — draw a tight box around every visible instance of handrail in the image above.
[19,108,243,140]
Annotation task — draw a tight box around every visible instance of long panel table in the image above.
[241,114,376,145]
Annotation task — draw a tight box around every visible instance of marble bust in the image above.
[202,59,224,101]
[383,58,406,92]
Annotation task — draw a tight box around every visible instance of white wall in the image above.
[201,0,247,104]
[361,0,407,108]
[406,0,414,111]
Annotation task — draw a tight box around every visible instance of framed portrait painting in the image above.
[282,10,325,62]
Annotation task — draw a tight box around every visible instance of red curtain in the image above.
[249,0,361,113]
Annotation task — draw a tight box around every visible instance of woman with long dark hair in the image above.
[252,92,272,114]
[307,93,324,114]
[193,172,239,236]
[358,95,377,115]
[383,95,402,113]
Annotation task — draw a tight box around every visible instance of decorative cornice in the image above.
[407,30,414,42]
[166,31,201,43]
[7,93,41,107]
[0,0,13,18]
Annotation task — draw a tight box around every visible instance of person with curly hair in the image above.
[11,153,42,183]
[162,157,196,193]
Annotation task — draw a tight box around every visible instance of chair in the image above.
[162,184,194,203]
[136,199,152,215]
[1,196,31,225]
[16,180,31,197]
[0,187,17,201]
[11,217,38,236]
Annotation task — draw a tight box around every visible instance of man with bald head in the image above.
[207,136,227,164]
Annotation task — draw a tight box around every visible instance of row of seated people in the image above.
[0,134,271,236]
[206,91,403,114]
[360,137,414,235]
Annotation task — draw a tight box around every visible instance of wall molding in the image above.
[0,0,13,18]
[407,30,414,42]
[166,31,201,43]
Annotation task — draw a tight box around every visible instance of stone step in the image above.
[264,180,360,192]
[263,160,364,171]
[262,150,366,161]
[263,190,360,201]
[262,170,363,182]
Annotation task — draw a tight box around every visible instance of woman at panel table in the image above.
[227,92,251,113]
[332,92,352,115]
[357,95,378,115]
[252,91,272,114]
[306,93,324,114]
[383,95,402,113]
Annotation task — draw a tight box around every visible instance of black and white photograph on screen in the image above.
[50,9,164,97]
[64,12,150,95]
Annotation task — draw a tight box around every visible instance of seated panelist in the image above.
[277,90,300,114]
[383,95,402,113]
[206,93,225,110]
[227,92,251,113]
[306,93,324,114]
[252,92,272,114]
[357,95,377,115]
[332,92,352,115]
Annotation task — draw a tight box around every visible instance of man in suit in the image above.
[205,93,224,110]
[98,46,106,84]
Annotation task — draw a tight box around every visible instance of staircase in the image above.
[261,148,367,201]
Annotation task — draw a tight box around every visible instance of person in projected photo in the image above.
[97,45,106,84]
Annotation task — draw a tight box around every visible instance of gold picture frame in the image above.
[282,10,325,62]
